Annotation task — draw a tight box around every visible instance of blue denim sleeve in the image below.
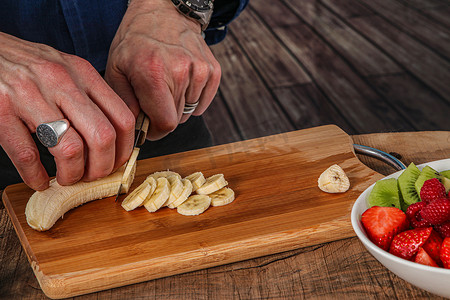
[204,0,249,45]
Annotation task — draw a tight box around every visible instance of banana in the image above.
[121,177,156,211]
[120,147,140,193]
[177,194,211,216]
[167,179,193,208]
[147,170,181,181]
[196,174,228,195]
[184,172,206,192]
[209,187,235,207]
[26,164,135,231]
[317,164,350,193]
[143,177,170,212]
[164,175,184,207]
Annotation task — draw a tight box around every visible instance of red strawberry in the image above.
[440,237,450,269]
[422,229,443,265]
[434,221,450,238]
[420,178,446,203]
[389,227,432,260]
[361,206,409,251]
[406,202,431,228]
[421,198,450,225]
[414,247,439,267]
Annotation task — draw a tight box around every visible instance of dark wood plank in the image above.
[396,0,449,10]
[348,15,450,103]
[203,92,242,145]
[252,0,413,134]
[210,32,295,140]
[358,0,450,59]
[282,0,401,76]
[230,7,311,88]
[366,73,450,131]
[422,6,450,28]
[319,0,375,18]
[273,83,355,134]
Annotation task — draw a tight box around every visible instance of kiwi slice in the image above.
[415,165,440,196]
[398,162,421,206]
[368,178,401,209]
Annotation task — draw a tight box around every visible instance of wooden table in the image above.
[1,131,449,299]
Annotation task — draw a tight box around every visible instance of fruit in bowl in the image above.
[351,159,450,297]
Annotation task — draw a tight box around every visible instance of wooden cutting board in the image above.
[2,125,383,299]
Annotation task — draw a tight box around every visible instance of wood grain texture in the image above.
[2,125,382,299]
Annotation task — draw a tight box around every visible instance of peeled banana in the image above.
[210,187,235,207]
[317,164,350,193]
[196,174,228,195]
[185,172,206,192]
[26,163,135,231]
[167,178,193,208]
[177,195,211,216]
[144,177,170,212]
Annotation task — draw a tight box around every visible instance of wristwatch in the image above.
[171,0,214,31]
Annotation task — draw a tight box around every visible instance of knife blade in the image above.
[114,111,150,202]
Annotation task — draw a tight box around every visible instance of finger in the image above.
[85,70,136,170]
[55,91,117,181]
[192,54,221,117]
[180,59,211,123]
[0,116,49,190]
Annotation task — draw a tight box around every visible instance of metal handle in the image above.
[353,144,406,171]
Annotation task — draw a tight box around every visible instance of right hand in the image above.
[0,33,136,191]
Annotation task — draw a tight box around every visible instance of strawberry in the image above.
[421,198,450,225]
[440,237,450,269]
[434,221,450,238]
[414,247,439,267]
[361,206,409,251]
[422,229,443,265]
[420,178,446,204]
[406,202,431,228]
[389,227,432,260]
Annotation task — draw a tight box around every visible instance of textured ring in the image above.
[36,119,69,148]
[183,101,200,114]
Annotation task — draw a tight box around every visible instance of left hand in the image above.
[105,0,221,141]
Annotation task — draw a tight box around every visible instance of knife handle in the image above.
[135,111,150,146]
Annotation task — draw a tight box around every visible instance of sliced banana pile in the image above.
[122,171,235,216]
[317,164,350,193]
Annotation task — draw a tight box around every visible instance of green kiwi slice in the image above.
[368,178,401,209]
[398,162,421,206]
[441,170,450,179]
[415,165,440,196]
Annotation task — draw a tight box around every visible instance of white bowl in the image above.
[351,158,450,298]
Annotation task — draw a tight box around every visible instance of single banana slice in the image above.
[168,179,193,208]
[26,165,134,231]
[209,187,235,207]
[317,164,350,193]
[144,177,170,212]
[164,175,184,207]
[177,195,211,216]
[138,177,157,207]
[146,170,181,181]
[120,147,140,193]
[185,172,206,192]
[121,182,152,211]
[196,174,228,195]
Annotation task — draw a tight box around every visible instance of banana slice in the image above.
[144,177,170,212]
[209,187,235,207]
[177,195,211,216]
[168,179,193,208]
[196,174,228,195]
[185,172,206,192]
[147,170,181,181]
[121,177,157,211]
[26,165,133,231]
[317,164,350,193]
[164,175,184,207]
[120,147,140,193]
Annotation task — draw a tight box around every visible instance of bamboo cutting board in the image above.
[2,125,383,299]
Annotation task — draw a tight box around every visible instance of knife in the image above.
[114,111,150,202]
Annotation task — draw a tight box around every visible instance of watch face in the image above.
[185,0,212,11]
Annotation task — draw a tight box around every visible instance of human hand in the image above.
[0,33,135,190]
[104,0,221,141]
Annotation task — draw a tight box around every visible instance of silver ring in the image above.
[183,101,199,114]
[36,119,69,148]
